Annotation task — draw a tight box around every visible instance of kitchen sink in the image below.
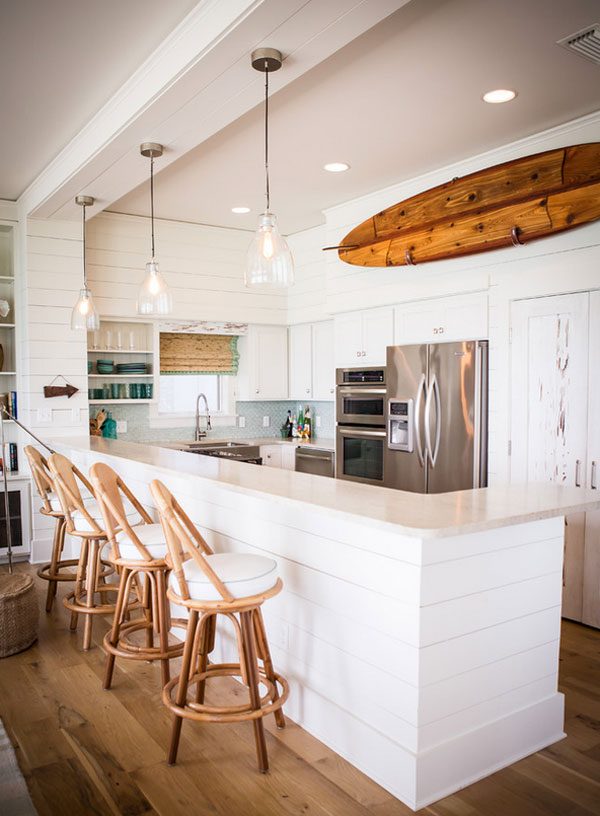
[183,441,247,450]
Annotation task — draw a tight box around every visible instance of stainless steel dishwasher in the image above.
[295,447,335,478]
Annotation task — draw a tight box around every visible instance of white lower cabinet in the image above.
[236,325,288,400]
[394,292,488,345]
[260,444,296,470]
[334,307,394,368]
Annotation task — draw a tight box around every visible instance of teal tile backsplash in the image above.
[89,400,334,443]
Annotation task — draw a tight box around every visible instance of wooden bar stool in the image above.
[90,463,185,689]
[47,453,139,650]
[150,479,289,773]
[24,446,112,613]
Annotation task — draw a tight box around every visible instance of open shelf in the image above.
[0,324,15,329]
[88,348,153,355]
[0,371,16,375]
[89,399,154,405]
[89,374,153,379]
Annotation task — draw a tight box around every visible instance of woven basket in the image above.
[0,573,38,658]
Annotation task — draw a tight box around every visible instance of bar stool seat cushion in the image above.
[48,491,95,513]
[116,523,168,561]
[169,552,278,602]
[71,501,141,534]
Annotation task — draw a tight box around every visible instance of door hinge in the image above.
[508,440,512,456]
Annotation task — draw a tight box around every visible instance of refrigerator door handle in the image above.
[424,377,433,465]
[429,375,441,467]
[414,373,426,466]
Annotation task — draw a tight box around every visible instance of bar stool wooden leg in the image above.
[168,609,199,766]
[83,539,100,651]
[156,569,171,688]
[240,610,269,773]
[193,613,214,705]
[44,517,66,613]
[253,608,286,730]
[70,538,88,632]
[103,567,131,690]
[143,573,154,652]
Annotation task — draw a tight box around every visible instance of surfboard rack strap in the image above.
[510,226,525,247]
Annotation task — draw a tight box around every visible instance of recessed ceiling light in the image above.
[323,162,350,173]
[231,206,251,214]
[482,89,517,104]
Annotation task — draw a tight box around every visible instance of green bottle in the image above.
[102,411,117,439]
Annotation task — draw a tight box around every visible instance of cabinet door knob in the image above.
[306,389,310,394]
[575,459,582,487]
[592,461,597,490]
[361,351,366,357]
[255,389,259,394]
[356,351,361,357]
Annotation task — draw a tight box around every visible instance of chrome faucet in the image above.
[195,393,212,441]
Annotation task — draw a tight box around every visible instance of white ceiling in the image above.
[109,0,600,234]
[3,0,599,234]
[0,0,198,199]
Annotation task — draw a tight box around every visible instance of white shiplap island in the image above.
[54,436,600,811]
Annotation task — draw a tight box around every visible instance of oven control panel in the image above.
[388,399,414,452]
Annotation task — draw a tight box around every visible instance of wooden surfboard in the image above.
[337,143,600,267]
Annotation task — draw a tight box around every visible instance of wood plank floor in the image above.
[0,564,599,816]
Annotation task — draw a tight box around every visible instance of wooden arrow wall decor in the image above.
[44,375,79,399]
[337,143,600,267]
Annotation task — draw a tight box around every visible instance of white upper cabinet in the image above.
[236,325,288,400]
[289,323,312,399]
[394,292,488,345]
[289,320,335,401]
[312,320,335,400]
[334,307,394,368]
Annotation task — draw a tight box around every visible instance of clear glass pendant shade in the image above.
[137,261,173,315]
[245,212,294,288]
[71,287,100,331]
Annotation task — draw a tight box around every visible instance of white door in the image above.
[312,320,335,400]
[583,290,600,627]
[289,324,312,400]
[510,292,589,487]
[362,307,394,365]
[334,313,363,368]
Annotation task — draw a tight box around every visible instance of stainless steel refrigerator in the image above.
[384,341,488,493]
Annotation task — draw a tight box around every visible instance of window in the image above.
[158,373,221,415]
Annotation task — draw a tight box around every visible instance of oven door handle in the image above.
[338,428,386,439]
[337,386,387,395]
[414,374,426,466]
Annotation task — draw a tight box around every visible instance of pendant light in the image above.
[71,195,100,331]
[137,142,172,315]
[245,48,294,289]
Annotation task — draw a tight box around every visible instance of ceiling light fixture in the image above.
[245,48,294,289]
[324,162,350,172]
[482,88,517,104]
[137,142,172,315]
[232,206,251,214]
[71,195,100,331]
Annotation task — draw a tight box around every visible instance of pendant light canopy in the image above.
[245,48,294,289]
[137,142,172,315]
[71,195,100,331]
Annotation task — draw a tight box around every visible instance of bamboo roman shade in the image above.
[160,333,239,375]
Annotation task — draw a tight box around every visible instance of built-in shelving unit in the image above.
[87,319,157,408]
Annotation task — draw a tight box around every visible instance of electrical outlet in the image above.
[36,407,52,423]
[316,415,321,428]
[116,420,127,433]
[262,415,270,428]
[238,416,246,428]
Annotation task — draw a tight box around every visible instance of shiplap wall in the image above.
[20,218,89,558]
[86,212,287,324]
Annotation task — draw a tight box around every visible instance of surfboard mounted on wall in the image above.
[334,143,600,267]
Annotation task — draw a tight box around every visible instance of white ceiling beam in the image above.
[18,0,409,221]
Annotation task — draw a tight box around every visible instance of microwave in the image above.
[336,367,386,426]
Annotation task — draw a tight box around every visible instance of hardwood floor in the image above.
[1,564,599,816]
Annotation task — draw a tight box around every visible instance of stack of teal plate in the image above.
[96,359,114,374]
[116,362,148,374]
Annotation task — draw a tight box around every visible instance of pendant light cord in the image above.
[150,155,155,260]
[81,201,87,288]
[264,65,270,213]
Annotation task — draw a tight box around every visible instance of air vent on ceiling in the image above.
[557,24,600,65]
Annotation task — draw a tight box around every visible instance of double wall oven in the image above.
[335,367,386,485]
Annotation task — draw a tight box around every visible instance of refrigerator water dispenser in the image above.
[388,399,414,451]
